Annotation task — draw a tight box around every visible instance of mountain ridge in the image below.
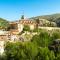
[31,13,60,27]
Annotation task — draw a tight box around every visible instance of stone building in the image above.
[9,16,36,33]
[19,19,36,31]
[0,30,9,41]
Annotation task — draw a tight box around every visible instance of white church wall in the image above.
[18,24,24,32]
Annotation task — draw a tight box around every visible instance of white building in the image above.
[18,23,24,32]
[0,41,4,55]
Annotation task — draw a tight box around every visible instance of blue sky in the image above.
[0,0,60,21]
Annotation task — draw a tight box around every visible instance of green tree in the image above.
[23,25,30,31]
[21,15,24,19]
[35,18,40,28]
[51,31,60,40]
[56,54,60,60]
[31,31,51,47]
[35,47,55,60]
[5,42,38,60]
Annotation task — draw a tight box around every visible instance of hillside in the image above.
[31,13,60,27]
[0,18,9,30]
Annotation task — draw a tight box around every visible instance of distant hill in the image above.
[0,13,60,28]
[31,13,60,27]
[0,18,9,30]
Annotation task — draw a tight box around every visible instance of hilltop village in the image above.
[0,15,60,55]
[0,15,37,54]
[0,15,60,42]
[0,15,36,42]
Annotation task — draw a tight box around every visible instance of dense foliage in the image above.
[23,25,30,31]
[0,30,59,60]
[4,42,55,60]
[0,16,60,59]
